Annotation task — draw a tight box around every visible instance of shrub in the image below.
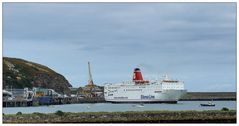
[55,110,64,116]
[33,112,44,116]
[221,107,229,111]
[16,112,22,115]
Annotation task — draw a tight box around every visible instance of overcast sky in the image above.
[3,3,236,92]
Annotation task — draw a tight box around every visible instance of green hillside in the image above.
[3,57,72,94]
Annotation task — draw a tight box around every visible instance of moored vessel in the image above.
[200,101,215,107]
[104,68,187,103]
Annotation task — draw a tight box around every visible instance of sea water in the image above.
[3,101,236,114]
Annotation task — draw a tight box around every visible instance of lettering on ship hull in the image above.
[141,95,155,99]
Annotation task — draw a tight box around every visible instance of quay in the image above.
[3,99,33,107]
[3,96,106,107]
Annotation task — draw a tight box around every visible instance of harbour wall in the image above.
[179,92,236,101]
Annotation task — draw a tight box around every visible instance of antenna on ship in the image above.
[88,61,94,86]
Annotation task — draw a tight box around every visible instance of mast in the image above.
[88,61,94,86]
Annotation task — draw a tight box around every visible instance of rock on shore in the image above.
[3,110,236,123]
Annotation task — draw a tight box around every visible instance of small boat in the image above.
[200,101,215,107]
[136,103,144,108]
[87,104,94,109]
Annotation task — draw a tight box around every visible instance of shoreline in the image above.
[3,110,236,123]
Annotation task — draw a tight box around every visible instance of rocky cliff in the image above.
[3,57,72,94]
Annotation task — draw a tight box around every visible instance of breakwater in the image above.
[3,110,236,123]
[180,92,236,101]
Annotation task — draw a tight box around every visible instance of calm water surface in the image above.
[3,101,236,114]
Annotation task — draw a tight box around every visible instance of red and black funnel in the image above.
[133,68,144,81]
[133,68,149,84]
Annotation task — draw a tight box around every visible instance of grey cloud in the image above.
[3,3,236,91]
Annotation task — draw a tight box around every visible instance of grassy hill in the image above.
[3,57,72,94]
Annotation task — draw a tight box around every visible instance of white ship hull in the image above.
[104,68,186,103]
[105,91,187,103]
[104,82,187,103]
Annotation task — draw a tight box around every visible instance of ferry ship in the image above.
[104,68,186,103]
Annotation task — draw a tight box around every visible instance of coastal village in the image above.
[3,61,104,107]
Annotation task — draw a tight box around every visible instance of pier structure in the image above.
[3,88,34,107]
[3,99,33,107]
